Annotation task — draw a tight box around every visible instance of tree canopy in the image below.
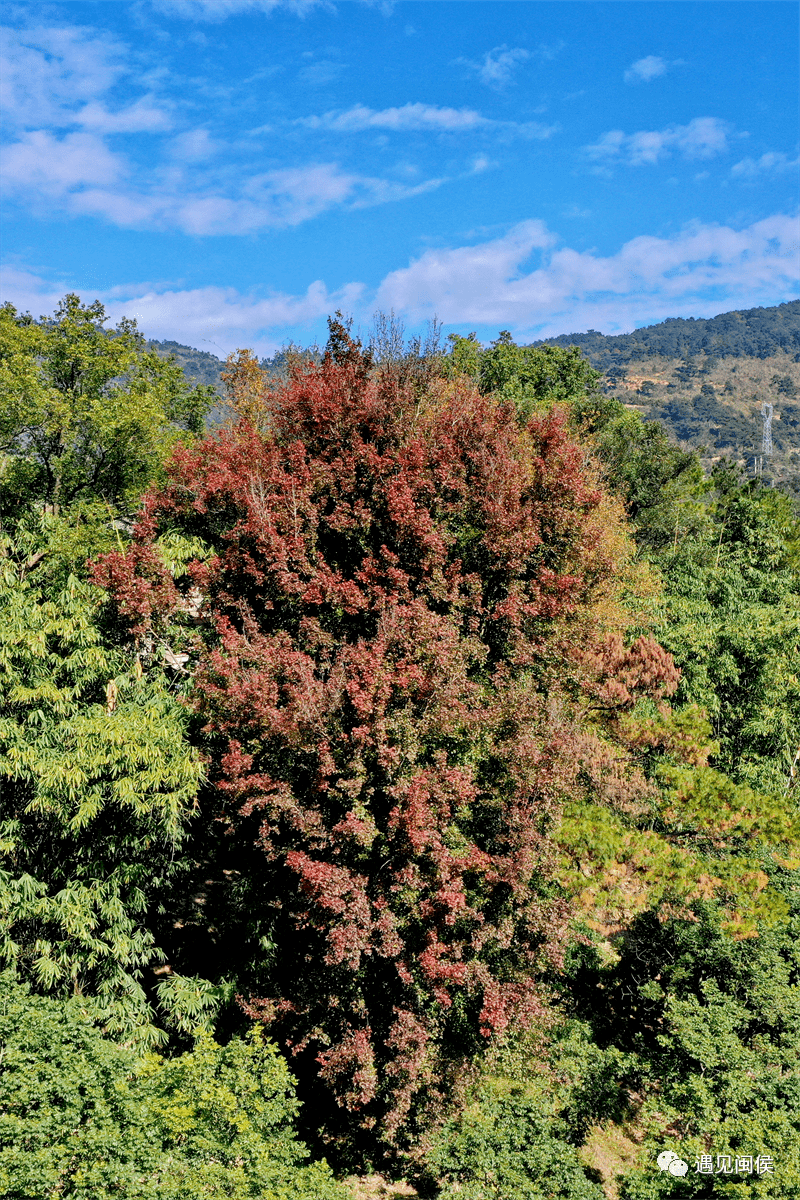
[0,295,214,521]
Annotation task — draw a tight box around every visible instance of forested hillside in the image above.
[146,339,229,390]
[533,299,800,365]
[2,297,798,1200]
[597,349,799,494]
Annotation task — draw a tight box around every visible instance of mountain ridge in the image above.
[530,299,800,367]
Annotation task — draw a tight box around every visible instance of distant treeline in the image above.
[531,299,800,367]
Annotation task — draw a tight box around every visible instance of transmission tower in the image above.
[761,401,773,457]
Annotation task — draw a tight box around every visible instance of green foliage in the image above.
[554,386,800,863]
[0,295,214,520]
[444,330,603,421]
[651,473,800,795]
[443,331,483,379]
[0,516,204,1042]
[429,1085,604,1200]
[2,298,799,1196]
[0,973,347,1199]
[478,335,602,420]
[568,393,705,552]
[561,899,800,1198]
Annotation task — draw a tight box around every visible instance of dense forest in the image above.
[1,296,799,1199]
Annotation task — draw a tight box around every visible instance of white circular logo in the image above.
[669,1159,689,1176]
[657,1151,678,1170]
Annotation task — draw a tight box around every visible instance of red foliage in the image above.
[94,331,678,1148]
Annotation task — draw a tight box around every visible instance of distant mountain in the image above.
[531,300,800,369]
[146,340,227,392]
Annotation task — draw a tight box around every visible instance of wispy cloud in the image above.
[296,102,557,140]
[586,117,730,166]
[360,0,396,14]
[732,151,800,178]
[624,55,675,84]
[2,131,125,193]
[298,103,488,133]
[148,0,325,20]
[1,24,126,129]
[0,19,453,234]
[1,21,174,142]
[168,128,220,162]
[75,98,172,134]
[1,132,446,234]
[455,45,531,90]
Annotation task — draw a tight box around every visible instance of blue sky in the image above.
[1,1,798,357]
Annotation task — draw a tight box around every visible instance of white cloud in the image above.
[76,97,173,134]
[107,279,364,354]
[0,22,172,135]
[299,103,489,133]
[1,131,125,194]
[298,58,346,87]
[586,117,730,166]
[373,214,800,337]
[457,45,531,89]
[374,221,557,324]
[0,24,126,129]
[148,0,324,19]
[0,266,79,321]
[169,128,219,161]
[296,102,557,141]
[360,0,395,13]
[624,55,668,83]
[732,151,800,177]
[5,215,796,353]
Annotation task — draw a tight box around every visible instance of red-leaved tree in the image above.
[94,322,677,1153]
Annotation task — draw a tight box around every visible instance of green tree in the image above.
[429,1082,605,1200]
[478,335,602,420]
[561,898,800,1199]
[0,295,214,521]
[0,294,218,1040]
[443,331,603,422]
[568,393,705,552]
[0,972,347,1199]
[444,331,483,379]
[651,471,800,796]
[0,516,206,1042]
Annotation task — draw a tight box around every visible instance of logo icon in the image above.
[657,1150,689,1176]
